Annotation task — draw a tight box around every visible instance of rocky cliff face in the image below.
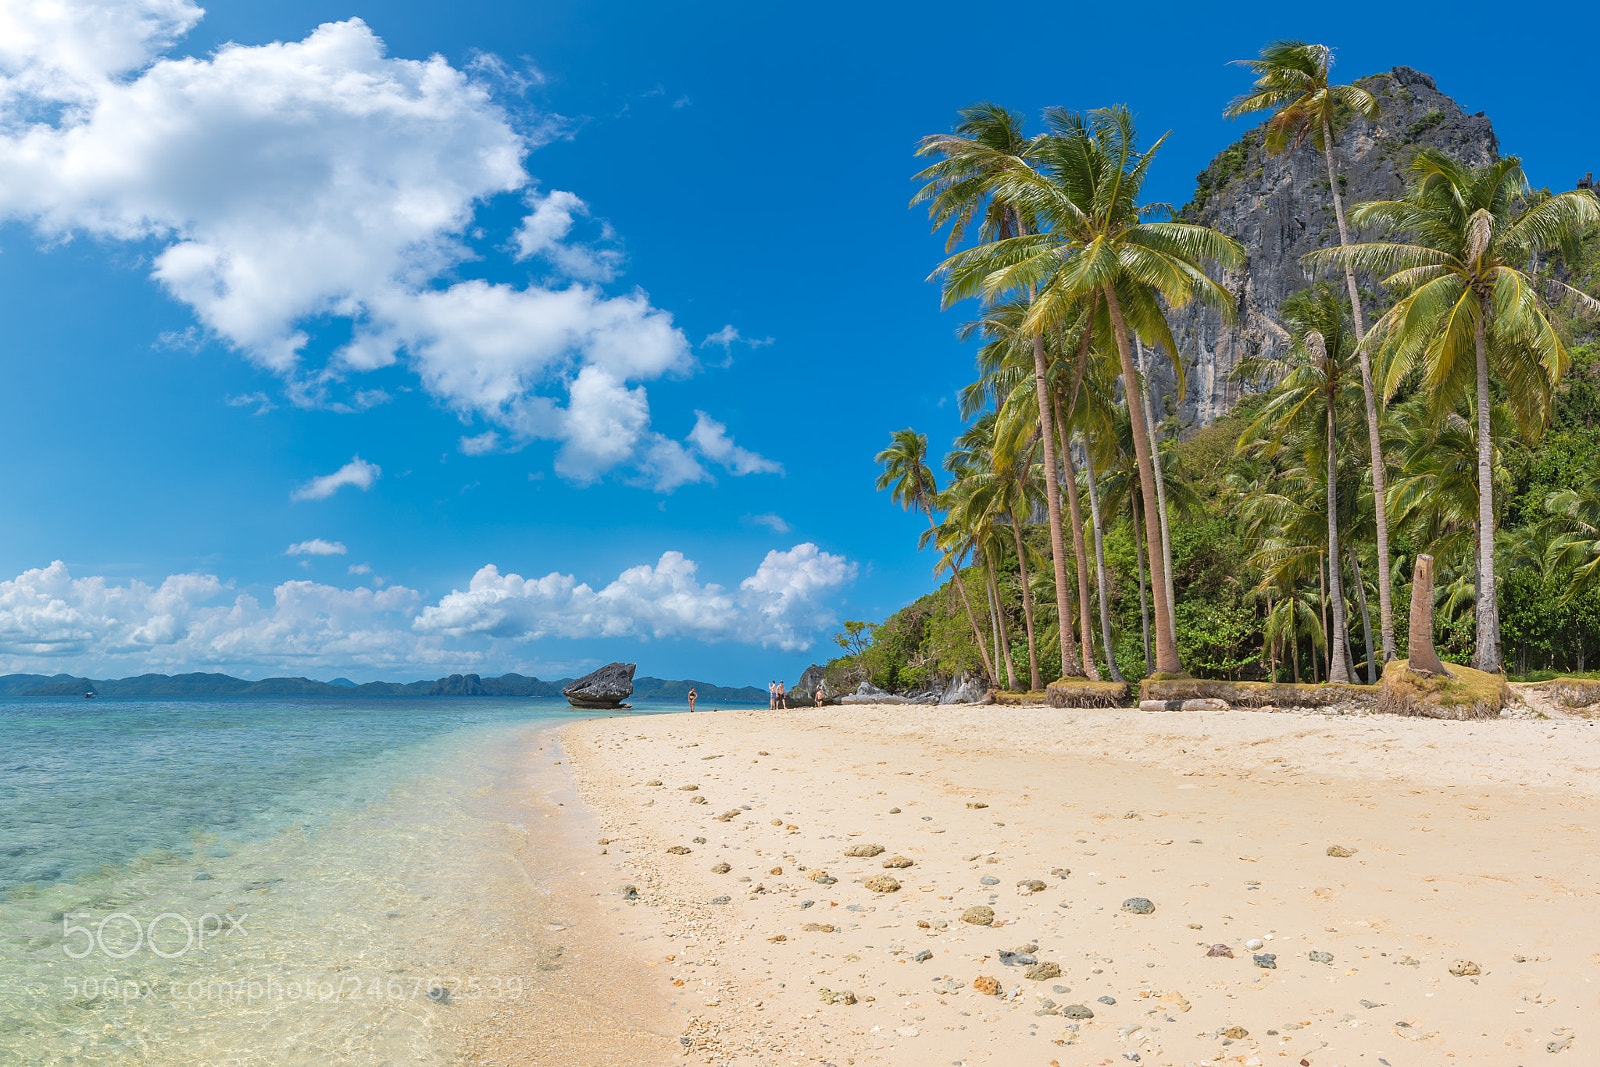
[1153,67,1500,429]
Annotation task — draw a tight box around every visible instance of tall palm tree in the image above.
[1225,39,1400,668]
[876,428,995,679]
[915,104,1087,678]
[1309,150,1600,671]
[938,106,1244,674]
[1236,286,1362,681]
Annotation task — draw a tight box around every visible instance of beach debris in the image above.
[1448,959,1481,976]
[768,866,783,875]
[1309,950,1334,964]
[799,900,814,909]
[961,906,996,926]
[617,883,639,900]
[708,895,731,905]
[1253,953,1277,969]
[972,976,1002,996]
[711,862,731,873]
[916,919,930,928]
[767,934,786,942]
[667,845,691,855]
[646,779,663,786]
[1050,867,1071,878]
[1245,938,1264,951]
[1099,995,1116,1005]
[771,819,784,826]
[597,837,611,845]
[1547,1029,1574,1054]
[963,853,981,861]
[808,870,837,885]
[1121,897,1156,915]
[1206,944,1234,958]
[889,807,902,813]
[691,795,707,804]
[1222,1025,1249,1039]
[967,801,989,809]
[864,875,901,893]
[1018,878,1047,894]
[998,949,1037,967]
[914,949,933,962]
[757,751,769,756]
[1326,845,1356,857]
[1157,991,1191,1012]
[715,810,740,821]
[677,784,699,791]
[845,843,885,858]
[817,987,856,1005]
[980,875,1001,885]
[692,836,706,843]
[801,922,836,933]
[1026,962,1062,981]
[1062,1004,1095,1019]
[427,985,451,1004]
[882,855,914,868]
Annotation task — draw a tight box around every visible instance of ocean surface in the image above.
[0,695,746,1065]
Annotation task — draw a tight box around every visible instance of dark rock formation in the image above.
[792,663,827,705]
[563,662,636,708]
[1156,67,1499,430]
[837,681,913,705]
[939,673,990,705]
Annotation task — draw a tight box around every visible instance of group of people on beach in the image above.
[768,680,787,709]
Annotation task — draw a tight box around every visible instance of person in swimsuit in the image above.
[777,681,787,709]
[687,686,697,713]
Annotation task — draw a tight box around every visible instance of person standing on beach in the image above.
[815,684,825,707]
[776,681,787,709]
[768,682,776,710]
[687,686,697,713]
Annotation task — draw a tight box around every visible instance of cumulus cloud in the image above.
[0,559,442,673]
[286,538,347,556]
[688,411,782,476]
[0,548,857,673]
[415,543,855,651]
[291,457,381,502]
[0,5,759,490]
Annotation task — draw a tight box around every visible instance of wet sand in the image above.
[522,703,1599,1065]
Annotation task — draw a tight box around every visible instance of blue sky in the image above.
[1,0,1594,684]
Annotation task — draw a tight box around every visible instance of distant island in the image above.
[0,671,768,703]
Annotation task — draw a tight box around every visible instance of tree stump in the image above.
[1407,554,1450,677]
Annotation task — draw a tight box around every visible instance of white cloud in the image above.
[459,430,501,455]
[225,391,275,415]
[511,188,622,281]
[748,513,791,534]
[286,538,347,556]
[687,410,782,476]
[700,324,773,350]
[348,562,372,575]
[0,5,756,490]
[0,559,443,673]
[0,548,857,673]
[415,543,856,651]
[291,457,381,502]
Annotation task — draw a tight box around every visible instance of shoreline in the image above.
[534,702,1599,1065]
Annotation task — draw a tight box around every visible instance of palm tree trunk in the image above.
[1135,336,1178,628]
[1350,548,1376,684]
[987,549,1018,691]
[1082,439,1124,682]
[1318,553,1328,683]
[1267,597,1277,683]
[930,515,994,680]
[1106,285,1183,673]
[1292,623,1301,684]
[1055,412,1103,681]
[1010,509,1042,690]
[1132,494,1152,674]
[1030,332,1085,678]
[1322,113,1396,665]
[1473,296,1502,672]
[1324,376,1351,683]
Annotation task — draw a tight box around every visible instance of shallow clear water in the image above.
[0,695,741,1065]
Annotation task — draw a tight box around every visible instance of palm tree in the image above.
[938,106,1244,674]
[1546,477,1600,596]
[915,104,1087,678]
[1309,150,1600,671]
[876,428,995,679]
[1225,39,1400,668]
[1235,285,1362,681]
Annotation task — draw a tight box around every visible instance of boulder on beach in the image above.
[792,664,827,705]
[838,682,913,705]
[563,662,636,708]
[939,672,990,705]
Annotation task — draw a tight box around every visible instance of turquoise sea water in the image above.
[0,695,738,1065]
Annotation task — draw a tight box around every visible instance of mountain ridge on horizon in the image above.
[0,670,770,702]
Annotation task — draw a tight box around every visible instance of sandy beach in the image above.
[489,703,1600,1066]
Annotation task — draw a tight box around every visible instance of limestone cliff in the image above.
[1153,67,1500,429]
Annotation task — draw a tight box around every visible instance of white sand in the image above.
[521,704,1600,1065]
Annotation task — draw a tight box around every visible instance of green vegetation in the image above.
[825,38,1600,696]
